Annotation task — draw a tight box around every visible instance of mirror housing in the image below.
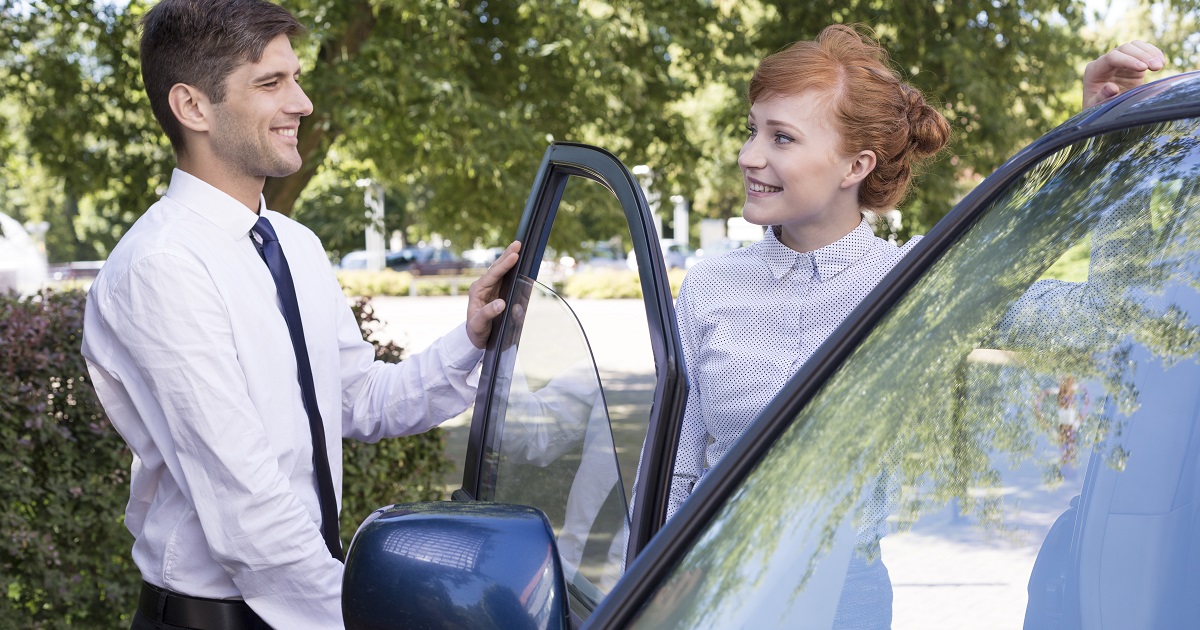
[343,502,569,630]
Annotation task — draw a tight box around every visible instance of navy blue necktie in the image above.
[251,216,344,562]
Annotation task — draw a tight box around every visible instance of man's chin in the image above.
[263,157,303,179]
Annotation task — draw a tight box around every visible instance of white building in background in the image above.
[0,211,48,295]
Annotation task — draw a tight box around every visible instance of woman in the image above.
[669,24,949,518]
[667,26,1166,519]
[664,24,1164,627]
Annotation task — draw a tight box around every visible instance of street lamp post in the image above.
[632,165,662,238]
[356,178,386,272]
[670,194,689,247]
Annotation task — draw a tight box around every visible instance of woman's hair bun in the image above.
[904,87,951,157]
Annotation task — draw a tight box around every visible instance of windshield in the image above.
[630,116,1200,628]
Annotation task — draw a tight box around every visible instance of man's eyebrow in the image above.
[250,70,293,83]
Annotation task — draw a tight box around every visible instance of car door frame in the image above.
[452,142,687,566]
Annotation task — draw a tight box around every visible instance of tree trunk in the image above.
[264,1,376,215]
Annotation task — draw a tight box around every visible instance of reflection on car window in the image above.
[632,117,1200,629]
[483,276,629,608]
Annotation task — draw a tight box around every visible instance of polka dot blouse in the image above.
[667,218,920,518]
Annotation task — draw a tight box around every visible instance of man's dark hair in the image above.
[139,0,305,152]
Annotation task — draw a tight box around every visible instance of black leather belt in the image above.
[138,581,270,629]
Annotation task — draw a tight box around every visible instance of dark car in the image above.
[379,246,469,275]
[344,71,1200,629]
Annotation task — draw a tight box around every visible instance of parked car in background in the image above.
[337,246,471,275]
[0,211,47,295]
[46,260,104,282]
[627,238,691,271]
[683,238,755,269]
[344,72,1200,629]
[396,246,470,275]
[566,241,628,273]
[463,247,505,268]
[335,250,372,270]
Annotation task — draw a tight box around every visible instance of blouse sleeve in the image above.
[666,277,711,520]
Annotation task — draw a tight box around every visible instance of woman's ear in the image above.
[841,150,877,189]
[167,83,211,134]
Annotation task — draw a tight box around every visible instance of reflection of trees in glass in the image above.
[633,118,1200,628]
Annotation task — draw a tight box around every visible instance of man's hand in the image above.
[1083,40,1166,109]
[466,241,521,348]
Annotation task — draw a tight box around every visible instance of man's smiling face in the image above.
[208,34,312,180]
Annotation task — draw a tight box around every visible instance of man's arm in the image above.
[1083,40,1166,109]
[336,241,522,442]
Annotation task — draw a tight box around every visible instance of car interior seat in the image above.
[1025,178,1200,629]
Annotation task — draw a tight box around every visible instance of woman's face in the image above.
[738,90,869,252]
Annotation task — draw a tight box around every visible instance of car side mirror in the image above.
[343,502,569,630]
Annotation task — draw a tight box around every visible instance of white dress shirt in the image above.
[82,169,483,628]
[667,219,919,517]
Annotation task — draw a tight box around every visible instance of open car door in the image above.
[455,142,686,621]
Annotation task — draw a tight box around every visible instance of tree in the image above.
[280,0,733,253]
[0,0,168,262]
[1,0,738,260]
[0,0,1156,259]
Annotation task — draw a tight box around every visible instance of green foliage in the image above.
[336,269,487,297]
[6,0,1200,262]
[563,269,644,299]
[279,0,730,252]
[0,289,136,628]
[0,0,170,262]
[336,269,417,297]
[0,289,451,626]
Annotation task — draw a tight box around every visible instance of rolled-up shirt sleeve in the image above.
[332,272,484,443]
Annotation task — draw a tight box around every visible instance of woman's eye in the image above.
[775,133,794,144]
[745,124,757,139]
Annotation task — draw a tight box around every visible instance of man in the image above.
[81,1,518,627]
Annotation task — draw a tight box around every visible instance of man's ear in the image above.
[167,83,211,134]
[841,150,877,189]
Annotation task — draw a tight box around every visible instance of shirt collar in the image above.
[757,218,876,281]
[163,168,265,240]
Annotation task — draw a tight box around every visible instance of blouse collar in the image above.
[757,219,876,282]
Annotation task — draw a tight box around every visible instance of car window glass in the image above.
[631,117,1200,629]
[535,175,657,513]
[483,276,628,607]
[482,174,657,611]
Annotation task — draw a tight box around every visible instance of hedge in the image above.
[561,268,686,300]
[0,290,449,627]
[338,268,687,300]
[336,269,482,298]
